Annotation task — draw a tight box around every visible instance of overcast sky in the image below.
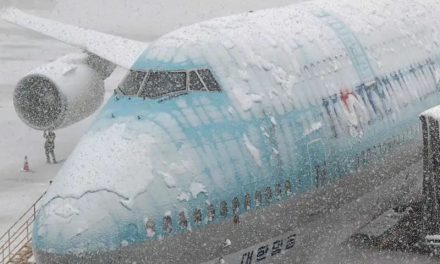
[2,0,301,40]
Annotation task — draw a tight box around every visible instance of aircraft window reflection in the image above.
[139,71,187,98]
[245,193,251,210]
[232,197,240,214]
[146,220,156,238]
[197,69,221,91]
[275,184,282,200]
[207,204,215,222]
[119,69,221,99]
[189,71,205,91]
[179,211,188,230]
[285,180,292,195]
[163,216,173,233]
[161,181,301,230]
[265,187,272,204]
[194,208,202,224]
[220,201,228,217]
[255,191,262,207]
[118,70,147,96]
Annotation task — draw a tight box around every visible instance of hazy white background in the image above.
[2,0,298,39]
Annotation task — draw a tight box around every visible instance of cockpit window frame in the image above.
[137,71,188,99]
[196,69,221,92]
[117,68,221,100]
[117,70,148,96]
[189,70,207,91]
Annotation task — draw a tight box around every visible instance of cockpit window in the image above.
[189,71,205,91]
[197,69,221,91]
[118,70,147,96]
[139,71,187,98]
[118,68,221,99]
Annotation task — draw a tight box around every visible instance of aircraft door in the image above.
[307,139,327,188]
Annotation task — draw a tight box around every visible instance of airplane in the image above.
[1,0,440,263]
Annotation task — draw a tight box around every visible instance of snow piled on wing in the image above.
[0,7,148,69]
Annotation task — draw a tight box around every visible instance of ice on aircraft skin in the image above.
[3,0,440,262]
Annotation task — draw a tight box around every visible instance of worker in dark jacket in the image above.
[43,130,56,164]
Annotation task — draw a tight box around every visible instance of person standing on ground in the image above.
[43,130,56,164]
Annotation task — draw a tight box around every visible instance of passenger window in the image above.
[139,71,187,98]
[244,193,251,210]
[265,187,273,203]
[255,191,262,207]
[179,211,188,230]
[194,208,202,224]
[285,180,292,196]
[315,165,322,188]
[275,184,282,200]
[207,204,215,222]
[146,219,156,238]
[232,197,240,214]
[189,71,205,91]
[220,201,228,217]
[233,214,240,224]
[163,216,173,233]
[197,69,221,91]
[118,70,147,96]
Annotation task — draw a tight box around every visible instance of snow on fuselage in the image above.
[34,0,440,263]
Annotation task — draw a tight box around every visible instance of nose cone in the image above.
[31,115,169,259]
[33,191,142,256]
[32,97,206,261]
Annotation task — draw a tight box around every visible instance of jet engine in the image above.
[13,52,115,130]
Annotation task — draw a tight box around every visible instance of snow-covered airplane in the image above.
[2,0,440,263]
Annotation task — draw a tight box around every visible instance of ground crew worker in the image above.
[43,130,56,164]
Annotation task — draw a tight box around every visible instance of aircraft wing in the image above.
[0,7,147,69]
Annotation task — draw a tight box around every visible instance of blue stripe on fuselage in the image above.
[35,61,440,252]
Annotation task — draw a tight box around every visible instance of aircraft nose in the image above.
[33,190,144,260]
[31,100,195,262]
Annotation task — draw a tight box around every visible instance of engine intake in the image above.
[14,53,109,130]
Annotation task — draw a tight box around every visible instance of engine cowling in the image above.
[14,53,108,130]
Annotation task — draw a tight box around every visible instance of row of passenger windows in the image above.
[118,69,221,99]
[145,180,293,236]
[298,33,427,82]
